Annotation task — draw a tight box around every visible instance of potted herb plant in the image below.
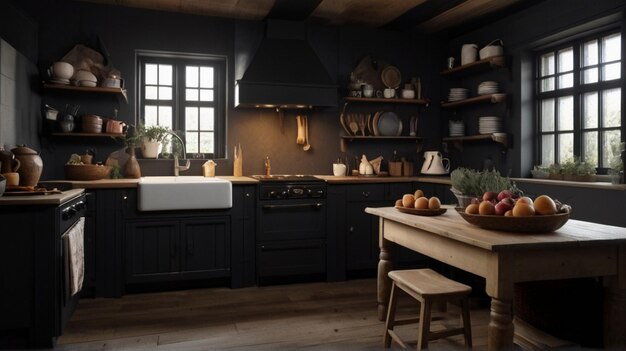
[140,125,170,158]
[609,142,625,184]
[560,158,596,182]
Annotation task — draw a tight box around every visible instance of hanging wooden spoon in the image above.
[303,116,311,151]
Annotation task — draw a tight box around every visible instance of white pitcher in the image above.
[461,44,478,65]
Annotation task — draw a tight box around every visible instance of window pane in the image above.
[583,92,598,128]
[540,53,555,77]
[158,106,172,129]
[583,40,598,66]
[158,87,172,100]
[200,67,214,88]
[145,64,158,85]
[200,132,214,153]
[603,130,621,167]
[158,64,172,86]
[558,47,573,72]
[541,134,554,165]
[558,96,574,131]
[199,107,214,130]
[146,86,158,100]
[602,62,621,81]
[582,68,598,84]
[583,131,598,167]
[144,105,158,126]
[186,132,198,154]
[602,33,621,62]
[200,89,214,102]
[558,73,573,89]
[186,107,198,130]
[186,88,199,101]
[603,88,621,128]
[541,77,554,92]
[559,133,574,162]
[541,99,555,132]
[186,66,199,88]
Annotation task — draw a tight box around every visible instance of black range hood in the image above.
[235,20,337,109]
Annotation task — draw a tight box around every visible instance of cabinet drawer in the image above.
[347,185,384,202]
[257,239,326,277]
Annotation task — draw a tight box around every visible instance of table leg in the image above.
[488,297,514,351]
[377,241,393,321]
[604,243,626,348]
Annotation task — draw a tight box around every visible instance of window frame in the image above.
[136,50,227,159]
[535,28,622,173]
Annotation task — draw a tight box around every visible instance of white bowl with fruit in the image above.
[394,190,446,216]
[457,190,571,233]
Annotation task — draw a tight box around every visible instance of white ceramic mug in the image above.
[333,163,347,176]
[383,88,395,99]
[362,84,374,98]
[461,44,478,65]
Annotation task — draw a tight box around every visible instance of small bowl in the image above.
[65,164,111,181]
[51,61,74,80]
[401,89,415,99]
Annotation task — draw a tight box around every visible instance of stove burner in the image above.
[251,175,323,182]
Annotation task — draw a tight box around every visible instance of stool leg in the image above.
[460,298,472,348]
[416,298,432,350]
[384,282,399,348]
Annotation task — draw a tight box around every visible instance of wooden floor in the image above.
[50,279,492,350]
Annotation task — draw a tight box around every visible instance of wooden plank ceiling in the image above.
[77,0,540,33]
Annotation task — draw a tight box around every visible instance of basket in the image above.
[455,208,570,233]
[65,164,111,181]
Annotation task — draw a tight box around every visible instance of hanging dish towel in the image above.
[64,217,85,296]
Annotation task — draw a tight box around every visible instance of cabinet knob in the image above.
[349,226,354,233]
[362,191,370,198]
[245,193,250,197]
[122,195,128,200]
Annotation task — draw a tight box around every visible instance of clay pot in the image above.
[124,147,141,178]
[0,147,20,173]
[11,145,43,187]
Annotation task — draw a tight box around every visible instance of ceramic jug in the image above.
[420,151,450,175]
[0,147,20,173]
[11,145,43,187]
[461,44,478,65]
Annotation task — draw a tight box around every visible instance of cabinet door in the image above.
[346,200,386,271]
[181,217,231,279]
[125,220,180,283]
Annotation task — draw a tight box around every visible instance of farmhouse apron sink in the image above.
[138,176,232,211]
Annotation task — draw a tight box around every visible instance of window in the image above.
[137,52,227,159]
[536,31,622,171]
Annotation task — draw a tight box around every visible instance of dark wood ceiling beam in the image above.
[380,0,467,32]
[266,0,322,21]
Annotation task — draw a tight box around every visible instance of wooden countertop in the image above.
[316,175,451,185]
[40,176,259,189]
[0,188,84,206]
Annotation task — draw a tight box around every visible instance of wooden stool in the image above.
[384,269,473,349]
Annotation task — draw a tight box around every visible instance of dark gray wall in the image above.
[4,0,443,179]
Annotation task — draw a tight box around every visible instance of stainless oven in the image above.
[253,175,326,283]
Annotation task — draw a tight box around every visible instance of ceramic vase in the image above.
[125,147,141,178]
[141,139,162,159]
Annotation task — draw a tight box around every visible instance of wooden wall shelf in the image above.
[440,56,506,78]
[44,83,128,103]
[442,133,509,151]
[441,93,506,109]
[51,132,124,138]
[340,136,423,152]
[344,97,429,105]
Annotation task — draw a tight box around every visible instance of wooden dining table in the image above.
[365,205,626,350]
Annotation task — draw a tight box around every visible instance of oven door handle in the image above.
[262,203,324,210]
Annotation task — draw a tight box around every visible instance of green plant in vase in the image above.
[140,124,170,158]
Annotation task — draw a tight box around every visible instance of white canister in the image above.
[332,163,347,176]
[362,84,374,98]
[383,88,395,99]
[461,44,478,65]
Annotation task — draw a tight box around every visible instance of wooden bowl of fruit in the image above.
[456,191,571,233]
[394,189,447,216]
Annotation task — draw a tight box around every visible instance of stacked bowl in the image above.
[449,120,465,136]
[478,116,502,134]
[448,88,468,101]
[477,81,499,95]
[82,115,103,133]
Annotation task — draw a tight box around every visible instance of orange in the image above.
[513,203,535,216]
[478,200,496,215]
[395,199,403,207]
[414,189,425,199]
[465,204,479,214]
[504,210,513,216]
[516,196,534,206]
[402,194,415,208]
[414,197,429,209]
[533,195,557,215]
[428,197,441,209]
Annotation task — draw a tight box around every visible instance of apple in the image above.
[500,197,515,207]
[470,197,481,205]
[495,200,513,215]
[483,191,498,202]
[497,190,513,201]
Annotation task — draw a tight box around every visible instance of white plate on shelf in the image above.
[377,112,401,136]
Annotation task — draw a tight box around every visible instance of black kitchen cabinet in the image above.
[125,217,230,284]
